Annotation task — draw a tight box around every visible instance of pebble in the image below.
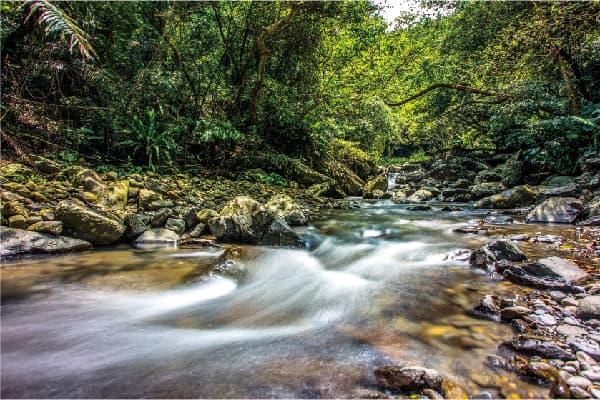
[564,317,581,326]
[557,324,587,337]
[563,297,580,307]
[537,313,558,326]
[578,351,599,368]
[582,368,600,382]
[590,386,600,399]
[568,376,593,389]
[551,291,568,302]
[422,388,444,399]
[562,366,578,374]
[570,386,592,398]
[501,306,530,320]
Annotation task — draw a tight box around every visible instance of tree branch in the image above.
[384,83,514,107]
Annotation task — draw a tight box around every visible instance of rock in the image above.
[27,221,63,236]
[138,189,161,209]
[8,215,27,229]
[441,188,471,202]
[197,209,219,224]
[526,257,590,286]
[441,379,469,399]
[475,169,503,184]
[484,215,513,225]
[363,173,389,198]
[2,201,29,218]
[177,206,200,229]
[393,164,427,184]
[104,180,129,210]
[74,168,104,194]
[124,213,150,240]
[134,228,178,248]
[408,189,433,202]
[261,218,305,247]
[510,234,529,241]
[470,182,506,200]
[189,223,206,238]
[287,158,330,187]
[526,197,583,224]
[79,191,97,203]
[557,324,587,337]
[568,376,593,390]
[507,339,575,361]
[454,226,480,234]
[0,163,35,182]
[501,150,524,187]
[501,264,574,291]
[441,206,463,211]
[570,386,592,398]
[374,366,442,391]
[578,297,600,320]
[209,196,272,244]
[0,226,92,257]
[540,184,580,198]
[33,156,61,174]
[151,208,173,227]
[428,156,486,182]
[570,340,600,361]
[55,200,125,245]
[422,388,444,400]
[148,200,175,211]
[307,181,345,199]
[164,218,185,235]
[468,295,501,321]
[578,351,599,369]
[474,185,539,209]
[407,205,432,211]
[500,306,531,321]
[265,194,307,226]
[527,362,559,381]
[581,369,600,382]
[469,240,527,270]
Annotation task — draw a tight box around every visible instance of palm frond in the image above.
[25,0,97,60]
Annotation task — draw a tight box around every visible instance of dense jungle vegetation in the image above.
[1,0,599,178]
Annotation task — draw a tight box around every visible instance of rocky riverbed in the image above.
[3,153,600,399]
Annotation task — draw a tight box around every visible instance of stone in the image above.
[500,306,531,321]
[8,215,27,229]
[454,226,480,234]
[474,185,539,209]
[563,297,580,307]
[526,197,583,224]
[501,150,524,187]
[469,239,527,270]
[79,191,97,203]
[0,226,92,257]
[467,295,501,321]
[104,180,129,209]
[407,205,432,211]
[27,221,63,236]
[470,182,506,200]
[570,386,592,399]
[441,379,469,399]
[189,223,206,238]
[578,352,599,369]
[306,181,345,199]
[578,297,600,320]
[441,188,471,202]
[408,189,433,202]
[374,366,442,391]
[196,209,219,224]
[134,228,178,248]
[2,201,29,218]
[33,156,61,174]
[177,206,200,229]
[507,339,575,361]
[526,257,590,286]
[557,324,588,338]
[265,194,307,226]
[582,369,600,382]
[501,264,573,291]
[484,215,513,225]
[151,208,173,227]
[55,200,125,245]
[568,376,593,390]
[148,200,175,211]
[527,362,559,381]
[74,168,104,194]
[422,388,444,400]
[363,173,388,198]
[475,169,503,184]
[138,189,161,209]
[261,218,305,247]
[164,218,185,235]
[124,213,150,240]
[510,234,529,241]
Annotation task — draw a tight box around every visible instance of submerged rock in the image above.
[526,197,583,224]
[374,365,442,391]
[55,200,125,245]
[0,226,91,257]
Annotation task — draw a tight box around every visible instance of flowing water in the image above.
[2,201,573,398]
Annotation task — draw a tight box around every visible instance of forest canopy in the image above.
[1,0,599,175]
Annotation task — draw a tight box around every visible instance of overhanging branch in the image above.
[384,83,515,107]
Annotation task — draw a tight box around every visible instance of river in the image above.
[2,200,570,398]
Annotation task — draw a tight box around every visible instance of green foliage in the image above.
[380,150,431,166]
[58,150,79,164]
[259,172,288,187]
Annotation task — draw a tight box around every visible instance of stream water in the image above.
[2,201,572,398]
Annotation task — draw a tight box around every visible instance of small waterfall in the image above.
[387,172,400,190]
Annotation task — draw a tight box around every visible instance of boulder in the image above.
[428,156,486,182]
[474,185,539,209]
[134,228,178,248]
[151,208,173,227]
[577,296,600,320]
[500,151,524,187]
[394,164,427,184]
[0,226,91,257]
[441,188,471,202]
[374,366,442,391]
[196,209,219,224]
[74,168,104,194]
[138,189,161,209]
[539,184,580,198]
[526,197,583,224]
[32,156,61,174]
[265,194,307,226]
[474,169,502,184]
[469,240,527,270]
[306,181,345,199]
[27,221,63,236]
[189,223,206,238]
[2,201,29,218]
[208,196,303,246]
[287,159,330,187]
[506,339,574,361]
[363,173,388,198]
[408,189,433,202]
[164,218,185,235]
[319,158,364,196]
[124,213,151,240]
[103,180,129,209]
[8,215,27,229]
[525,257,589,285]
[55,200,125,245]
[470,182,506,200]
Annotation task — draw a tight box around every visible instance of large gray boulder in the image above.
[134,228,179,248]
[526,197,583,224]
[525,257,589,285]
[474,185,539,209]
[55,200,125,245]
[208,196,304,246]
[0,226,92,257]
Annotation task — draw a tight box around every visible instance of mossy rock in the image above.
[55,200,125,245]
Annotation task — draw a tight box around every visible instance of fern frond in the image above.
[25,0,97,60]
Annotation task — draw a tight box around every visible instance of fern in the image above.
[25,0,97,60]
